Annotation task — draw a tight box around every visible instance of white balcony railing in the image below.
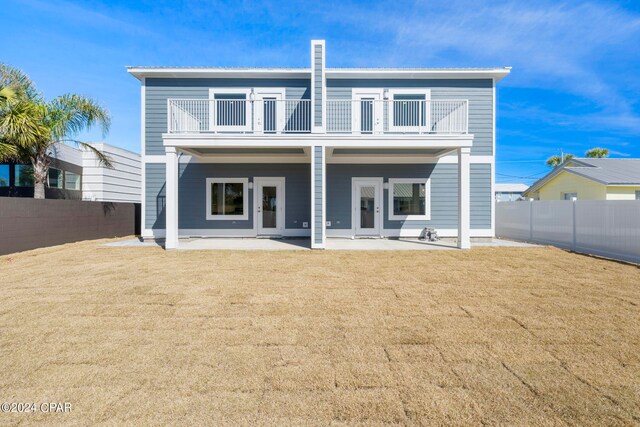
[168,99,312,134]
[167,98,468,135]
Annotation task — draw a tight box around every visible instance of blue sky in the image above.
[3,0,640,184]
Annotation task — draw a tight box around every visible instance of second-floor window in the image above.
[210,89,252,132]
[388,89,430,132]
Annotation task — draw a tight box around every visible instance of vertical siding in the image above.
[326,163,491,230]
[145,162,310,230]
[313,44,324,127]
[314,147,324,243]
[145,78,311,156]
[326,79,493,155]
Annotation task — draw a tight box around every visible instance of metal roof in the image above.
[495,183,529,192]
[126,66,511,81]
[525,158,640,195]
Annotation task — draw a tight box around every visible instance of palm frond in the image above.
[76,141,113,168]
[0,141,18,161]
[0,63,40,101]
[47,94,111,141]
[0,100,47,148]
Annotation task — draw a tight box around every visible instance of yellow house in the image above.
[524,158,640,201]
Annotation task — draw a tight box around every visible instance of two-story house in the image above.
[128,40,510,249]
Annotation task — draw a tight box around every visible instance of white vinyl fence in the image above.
[496,200,640,263]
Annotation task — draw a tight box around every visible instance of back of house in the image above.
[128,40,510,249]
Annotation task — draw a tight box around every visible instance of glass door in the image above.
[353,179,382,236]
[256,177,285,235]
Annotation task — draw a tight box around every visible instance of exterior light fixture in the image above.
[383,89,389,100]
[249,88,255,101]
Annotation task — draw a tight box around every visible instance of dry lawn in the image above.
[1,239,639,426]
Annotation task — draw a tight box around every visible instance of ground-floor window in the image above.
[562,192,577,201]
[15,165,34,187]
[388,178,431,220]
[64,171,81,190]
[0,165,9,187]
[206,178,249,220]
[48,168,63,189]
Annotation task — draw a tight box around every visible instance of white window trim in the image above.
[254,88,286,133]
[208,88,252,132]
[351,88,384,134]
[387,88,431,133]
[206,177,249,221]
[562,191,578,201]
[388,178,431,221]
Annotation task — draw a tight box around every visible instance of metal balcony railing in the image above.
[167,98,468,135]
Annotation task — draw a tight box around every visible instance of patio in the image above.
[104,237,536,251]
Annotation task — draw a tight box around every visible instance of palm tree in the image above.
[546,153,574,168]
[0,63,111,199]
[585,147,609,158]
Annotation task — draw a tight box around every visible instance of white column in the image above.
[165,147,179,249]
[458,147,471,249]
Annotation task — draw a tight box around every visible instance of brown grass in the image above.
[1,239,639,425]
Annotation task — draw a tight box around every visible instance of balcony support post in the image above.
[457,147,471,249]
[165,147,179,250]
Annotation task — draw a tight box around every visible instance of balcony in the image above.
[167,98,468,135]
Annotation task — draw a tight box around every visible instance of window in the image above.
[388,89,430,132]
[0,164,9,187]
[635,190,640,200]
[562,192,577,201]
[15,165,34,187]
[388,178,431,220]
[48,168,63,189]
[209,89,252,132]
[64,171,81,190]
[206,178,248,220]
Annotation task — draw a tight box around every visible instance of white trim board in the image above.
[143,227,493,239]
[326,228,494,238]
[142,228,311,239]
[387,178,431,221]
[144,153,495,165]
[205,177,249,221]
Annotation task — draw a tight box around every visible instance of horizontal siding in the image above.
[326,163,491,230]
[326,79,493,155]
[314,147,324,243]
[145,163,166,229]
[470,163,492,229]
[145,163,311,230]
[313,44,323,127]
[145,78,311,155]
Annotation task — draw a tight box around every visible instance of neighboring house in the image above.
[0,142,141,202]
[524,158,640,201]
[495,183,528,202]
[127,40,510,249]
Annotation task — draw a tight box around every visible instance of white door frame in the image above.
[254,177,286,235]
[254,88,286,133]
[352,177,384,237]
[352,89,384,134]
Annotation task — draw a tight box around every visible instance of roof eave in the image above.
[126,67,312,80]
[325,68,512,81]
[126,66,512,81]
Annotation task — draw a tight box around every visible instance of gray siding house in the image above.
[128,40,510,249]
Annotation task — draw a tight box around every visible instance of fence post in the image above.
[529,200,534,242]
[572,200,577,251]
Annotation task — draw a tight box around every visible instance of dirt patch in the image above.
[1,240,639,425]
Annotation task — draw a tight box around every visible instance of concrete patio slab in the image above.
[103,237,539,251]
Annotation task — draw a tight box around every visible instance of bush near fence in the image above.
[496,200,640,264]
[0,198,140,255]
